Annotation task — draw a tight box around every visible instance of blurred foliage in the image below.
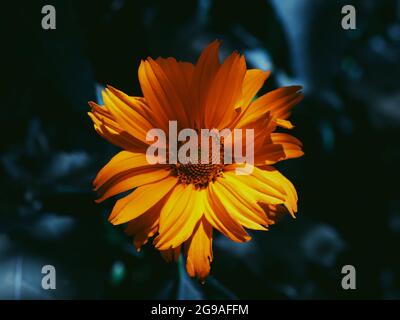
[1,0,400,299]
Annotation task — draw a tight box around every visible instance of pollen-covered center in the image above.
[171,136,226,189]
[172,162,224,189]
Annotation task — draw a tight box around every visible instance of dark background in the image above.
[1,0,400,299]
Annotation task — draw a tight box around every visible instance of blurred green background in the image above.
[1,0,400,299]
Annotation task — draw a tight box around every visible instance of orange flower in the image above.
[88,41,304,282]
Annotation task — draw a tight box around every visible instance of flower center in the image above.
[172,162,224,189]
[170,137,226,189]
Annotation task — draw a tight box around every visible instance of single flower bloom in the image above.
[88,40,304,282]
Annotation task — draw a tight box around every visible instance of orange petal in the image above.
[154,185,205,250]
[254,87,303,119]
[253,132,303,166]
[253,141,286,165]
[237,69,270,110]
[204,51,246,129]
[160,246,182,263]
[192,40,221,127]
[138,58,190,129]
[155,57,195,126]
[271,133,304,160]
[184,217,213,282]
[108,176,178,225]
[237,86,303,127]
[261,204,288,225]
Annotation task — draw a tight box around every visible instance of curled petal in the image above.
[88,105,148,152]
[257,165,299,216]
[254,133,303,166]
[271,133,304,160]
[125,205,160,251]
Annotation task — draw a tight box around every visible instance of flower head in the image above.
[88,41,304,282]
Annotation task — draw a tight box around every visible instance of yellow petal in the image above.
[224,164,287,203]
[222,172,286,224]
[154,185,205,250]
[275,118,294,129]
[211,179,268,230]
[88,104,148,152]
[109,176,178,225]
[184,217,213,282]
[125,203,161,251]
[205,185,251,242]
[105,85,153,120]
[96,168,171,203]
[102,88,153,141]
[256,165,298,216]
[93,151,156,190]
